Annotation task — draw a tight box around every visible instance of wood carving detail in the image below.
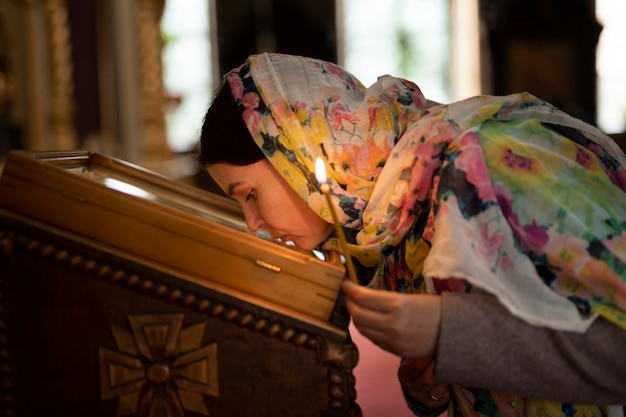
[318,338,362,417]
[99,314,218,417]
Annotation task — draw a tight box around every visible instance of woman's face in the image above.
[208,160,333,251]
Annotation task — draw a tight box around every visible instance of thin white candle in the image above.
[315,157,358,283]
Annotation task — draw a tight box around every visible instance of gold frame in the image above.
[95,0,173,168]
[0,0,176,166]
[0,0,77,153]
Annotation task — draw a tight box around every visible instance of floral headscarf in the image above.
[224,53,626,417]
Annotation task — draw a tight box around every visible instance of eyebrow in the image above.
[226,182,245,197]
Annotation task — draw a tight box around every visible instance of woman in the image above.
[199,53,626,416]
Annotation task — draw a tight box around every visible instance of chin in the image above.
[289,238,318,252]
[291,241,313,251]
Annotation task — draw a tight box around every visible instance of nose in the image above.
[242,205,266,233]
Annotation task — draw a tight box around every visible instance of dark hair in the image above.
[198,82,265,165]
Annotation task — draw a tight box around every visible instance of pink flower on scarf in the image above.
[494,183,549,252]
[454,131,496,202]
[368,107,379,131]
[576,147,591,168]
[228,75,244,100]
[239,92,262,133]
[335,137,390,180]
[475,222,506,263]
[323,61,347,77]
[458,199,507,265]
[329,103,360,131]
[241,92,260,110]
[242,109,261,135]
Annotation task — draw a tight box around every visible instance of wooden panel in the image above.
[0,210,360,417]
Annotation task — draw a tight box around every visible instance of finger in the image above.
[349,318,393,346]
[342,280,400,312]
[344,296,388,322]
[344,296,393,332]
[349,317,410,357]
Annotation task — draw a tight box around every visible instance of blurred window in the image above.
[596,0,626,134]
[340,0,451,103]
[161,0,213,153]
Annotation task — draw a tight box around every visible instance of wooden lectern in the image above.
[0,151,361,417]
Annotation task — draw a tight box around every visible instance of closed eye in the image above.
[245,189,256,202]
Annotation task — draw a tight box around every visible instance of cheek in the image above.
[312,214,333,237]
[261,184,298,218]
[295,199,330,234]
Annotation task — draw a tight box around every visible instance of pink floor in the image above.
[350,320,417,417]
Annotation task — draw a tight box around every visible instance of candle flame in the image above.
[315,157,327,184]
[314,158,358,283]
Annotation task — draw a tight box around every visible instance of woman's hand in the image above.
[398,358,452,408]
[341,280,442,359]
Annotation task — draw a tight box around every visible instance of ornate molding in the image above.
[13,0,78,151]
[3,230,322,348]
[318,337,361,416]
[43,0,77,150]
[135,0,169,161]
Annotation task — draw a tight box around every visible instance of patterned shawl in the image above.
[224,53,626,417]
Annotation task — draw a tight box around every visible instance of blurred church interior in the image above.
[0,0,624,190]
[0,1,625,415]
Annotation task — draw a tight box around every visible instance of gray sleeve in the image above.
[435,292,626,405]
